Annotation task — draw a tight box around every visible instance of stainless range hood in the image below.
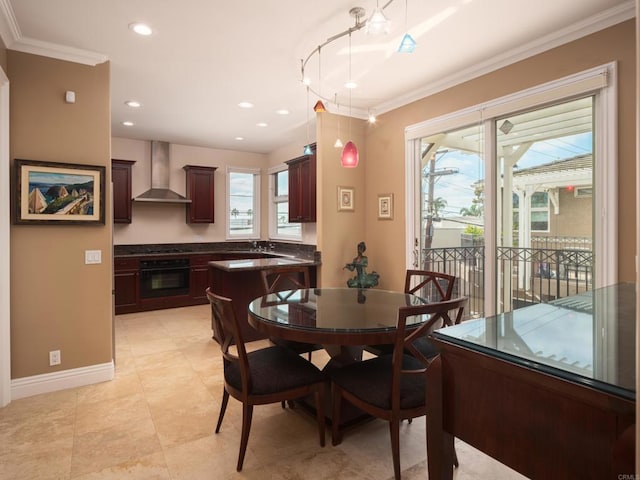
[134,141,191,203]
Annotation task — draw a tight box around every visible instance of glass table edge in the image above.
[431,331,636,402]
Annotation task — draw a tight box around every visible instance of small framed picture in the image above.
[377,193,394,220]
[337,186,354,212]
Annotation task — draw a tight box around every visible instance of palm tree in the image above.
[460,187,484,217]
[431,197,447,220]
[231,208,239,218]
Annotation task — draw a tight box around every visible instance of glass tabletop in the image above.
[432,283,636,400]
[248,287,430,334]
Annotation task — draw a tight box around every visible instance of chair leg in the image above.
[314,385,325,447]
[281,401,286,409]
[389,418,401,480]
[215,388,229,433]
[237,403,253,472]
[307,351,312,361]
[331,384,343,446]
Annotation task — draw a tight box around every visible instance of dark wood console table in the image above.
[426,283,636,480]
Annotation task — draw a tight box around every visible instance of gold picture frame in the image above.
[377,193,394,220]
[337,186,355,212]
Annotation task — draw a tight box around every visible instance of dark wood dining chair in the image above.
[206,288,326,472]
[330,298,467,480]
[260,266,323,361]
[405,269,456,301]
[366,269,458,356]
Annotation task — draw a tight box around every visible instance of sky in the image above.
[426,131,593,219]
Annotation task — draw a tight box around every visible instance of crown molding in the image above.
[0,0,108,66]
[0,0,20,47]
[374,0,636,115]
[10,37,108,65]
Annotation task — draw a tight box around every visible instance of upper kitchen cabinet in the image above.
[183,165,217,223]
[286,144,316,223]
[112,159,136,223]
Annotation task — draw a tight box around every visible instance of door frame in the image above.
[1,66,10,407]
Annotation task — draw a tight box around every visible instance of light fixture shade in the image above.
[366,7,390,35]
[313,100,326,112]
[398,33,417,53]
[303,144,313,155]
[341,141,359,168]
[334,138,344,148]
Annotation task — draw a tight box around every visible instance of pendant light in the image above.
[303,85,313,155]
[341,32,359,168]
[367,0,390,35]
[397,0,416,53]
[334,93,343,148]
[313,47,326,113]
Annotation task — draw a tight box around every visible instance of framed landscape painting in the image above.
[13,159,106,225]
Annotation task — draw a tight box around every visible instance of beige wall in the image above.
[8,51,112,379]
[317,112,367,287]
[112,137,267,245]
[337,20,637,291]
[113,136,319,246]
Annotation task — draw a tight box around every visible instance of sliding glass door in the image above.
[406,64,615,318]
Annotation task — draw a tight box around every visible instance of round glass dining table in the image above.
[248,287,430,347]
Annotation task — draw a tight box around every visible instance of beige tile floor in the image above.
[0,305,527,479]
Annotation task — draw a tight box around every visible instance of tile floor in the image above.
[0,305,527,479]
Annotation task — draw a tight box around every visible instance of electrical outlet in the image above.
[49,350,61,366]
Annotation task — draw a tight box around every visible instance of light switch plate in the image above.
[85,250,102,264]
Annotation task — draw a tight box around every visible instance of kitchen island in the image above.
[208,256,319,342]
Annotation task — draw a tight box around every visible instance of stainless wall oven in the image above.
[140,258,190,298]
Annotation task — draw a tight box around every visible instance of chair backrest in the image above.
[260,266,310,299]
[390,297,468,409]
[404,270,456,302]
[206,288,252,393]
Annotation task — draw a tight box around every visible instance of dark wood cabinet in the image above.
[286,144,316,222]
[183,165,217,224]
[189,254,212,302]
[114,257,139,313]
[112,159,135,223]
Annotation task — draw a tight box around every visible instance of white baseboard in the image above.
[10,361,114,400]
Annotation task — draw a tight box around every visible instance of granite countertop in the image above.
[114,242,320,263]
[208,256,318,272]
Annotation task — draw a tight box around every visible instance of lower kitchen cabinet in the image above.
[189,254,212,302]
[114,257,139,313]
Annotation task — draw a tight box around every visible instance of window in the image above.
[227,167,260,239]
[269,166,301,241]
[513,191,550,232]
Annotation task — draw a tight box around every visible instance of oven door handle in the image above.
[140,266,190,273]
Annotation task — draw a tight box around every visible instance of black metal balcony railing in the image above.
[421,242,593,319]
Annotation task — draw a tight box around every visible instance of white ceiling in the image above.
[0,0,633,154]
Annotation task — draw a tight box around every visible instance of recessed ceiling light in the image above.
[125,100,141,108]
[122,121,134,126]
[256,122,268,127]
[129,23,152,36]
[235,136,244,141]
[238,102,254,109]
[344,81,358,89]
[276,109,290,115]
